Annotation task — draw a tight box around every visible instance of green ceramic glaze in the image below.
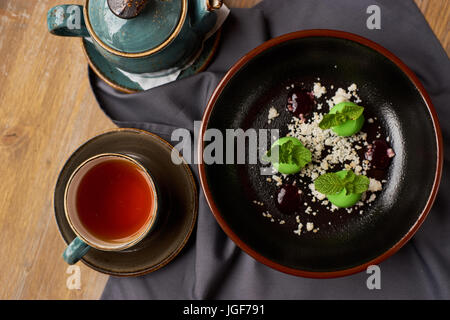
[83,29,220,92]
[88,0,182,53]
[47,4,89,37]
[47,0,221,74]
[63,237,91,265]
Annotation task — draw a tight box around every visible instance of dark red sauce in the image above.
[365,139,394,169]
[276,184,303,215]
[286,88,314,118]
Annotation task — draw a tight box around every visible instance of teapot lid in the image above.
[85,0,187,57]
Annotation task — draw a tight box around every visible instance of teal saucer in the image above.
[82,29,221,93]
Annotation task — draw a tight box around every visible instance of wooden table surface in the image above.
[0,0,448,300]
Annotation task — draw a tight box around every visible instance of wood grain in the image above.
[414,0,449,54]
[0,0,447,300]
[0,0,112,300]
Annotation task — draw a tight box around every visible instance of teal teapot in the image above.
[47,0,223,74]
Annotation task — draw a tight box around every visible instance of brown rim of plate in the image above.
[55,127,198,277]
[81,28,222,94]
[197,29,443,279]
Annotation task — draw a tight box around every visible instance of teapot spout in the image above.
[47,5,89,37]
[191,0,223,35]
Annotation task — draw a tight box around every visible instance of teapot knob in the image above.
[107,0,148,19]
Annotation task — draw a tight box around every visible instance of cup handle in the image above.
[63,237,91,265]
[47,5,89,37]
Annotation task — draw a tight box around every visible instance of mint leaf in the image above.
[265,138,312,170]
[315,171,369,196]
[262,144,277,163]
[341,170,356,184]
[281,140,295,164]
[347,175,369,194]
[291,143,312,168]
[319,113,346,129]
[343,172,369,195]
[319,104,364,129]
[314,173,345,195]
[342,105,364,120]
[344,184,355,195]
[341,170,356,195]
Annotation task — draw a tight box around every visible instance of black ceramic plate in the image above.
[199,30,443,278]
[54,128,197,276]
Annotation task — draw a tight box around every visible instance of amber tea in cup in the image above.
[63,153,158,264]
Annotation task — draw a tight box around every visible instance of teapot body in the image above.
[48,0,221,74]
[91,16,209,74]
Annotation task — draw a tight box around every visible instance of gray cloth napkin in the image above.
[90,0,450,299]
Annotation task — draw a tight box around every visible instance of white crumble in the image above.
[361,192,367,201]
[294,224,303,235]
[367,193,377,203]
[347,83,357,92]
[313,82,327,98]
[288,112,368,205]
[368,179,382,192]
[267,107,280,124]
[272,175,282,186]
[261,80,390,237]
[331,88,352,106]
[253,200,264,206]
